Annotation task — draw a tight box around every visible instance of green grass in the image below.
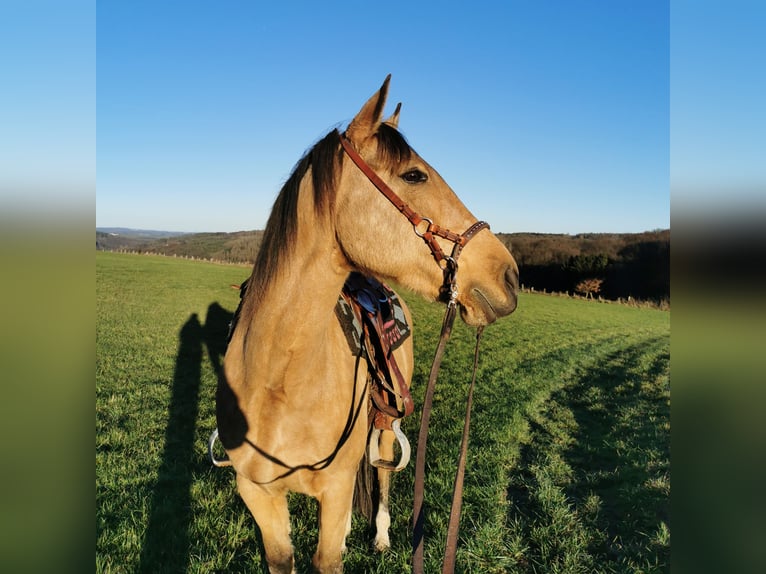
[96,252,669,573]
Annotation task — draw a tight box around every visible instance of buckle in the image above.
[413,218,434,238]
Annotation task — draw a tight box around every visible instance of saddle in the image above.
[336,272,414,471]
[221,272,414,472]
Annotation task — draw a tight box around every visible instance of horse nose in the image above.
[505,265,519,293]
[504,264,519,313]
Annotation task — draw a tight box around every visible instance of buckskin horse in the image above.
[215,76,518,573]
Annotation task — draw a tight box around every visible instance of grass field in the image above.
[96,251,670,573]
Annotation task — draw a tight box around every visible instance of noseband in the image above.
[339,131,488,574]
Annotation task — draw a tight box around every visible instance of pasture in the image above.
[96,251,669,573]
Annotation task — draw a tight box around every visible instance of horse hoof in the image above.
[374,536,390,553]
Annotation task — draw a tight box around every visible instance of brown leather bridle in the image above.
[339,131,488,574]
[338,132,488,296]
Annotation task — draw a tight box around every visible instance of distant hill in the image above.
[496,230,669,266]
[96,228,190,251]
[97,228,264,263]
[96,227,669,302]
[497,229,669,302]
[96,231,145,251]
[96,227,189,239]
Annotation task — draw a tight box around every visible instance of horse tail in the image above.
[353,435,377,523]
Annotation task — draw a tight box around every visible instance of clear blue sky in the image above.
[671,0,766,209]
[95,1,672,234]
[95,1,671,234]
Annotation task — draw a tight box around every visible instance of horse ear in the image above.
[384,102,402,129]
[346,74,391,144]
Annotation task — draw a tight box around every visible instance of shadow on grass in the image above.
[506,338,670,572]
[138,303,233,574]
[565,339,670,566]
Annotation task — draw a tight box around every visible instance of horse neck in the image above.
[238,200,350,386]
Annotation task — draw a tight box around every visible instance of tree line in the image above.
[496,230,669,303]
[97,228,670,304]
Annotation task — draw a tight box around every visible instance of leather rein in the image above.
[339,132,487,574]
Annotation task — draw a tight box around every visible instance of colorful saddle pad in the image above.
[335,272,411,356]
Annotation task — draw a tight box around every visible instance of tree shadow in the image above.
[138,303,234,573]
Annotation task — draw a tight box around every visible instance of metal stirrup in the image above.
[368,419,411,472]
[208,428,232,467]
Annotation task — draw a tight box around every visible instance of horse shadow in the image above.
[137,302,237,573]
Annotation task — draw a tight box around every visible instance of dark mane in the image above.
[243,129,342,311]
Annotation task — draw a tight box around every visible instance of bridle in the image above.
[338,132,489,293]
[339,131,488,574]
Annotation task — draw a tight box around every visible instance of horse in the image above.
[217,75,519,573]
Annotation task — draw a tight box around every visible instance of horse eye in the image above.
[401,169,428,184]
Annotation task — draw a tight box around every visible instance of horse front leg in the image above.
[313,474,355,573]
[236,474,295,574]
[373,429,395,552]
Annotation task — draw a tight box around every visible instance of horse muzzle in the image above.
[461,263,518,325]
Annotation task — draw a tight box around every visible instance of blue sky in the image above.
[671,0,766,207]
[95,1,671,234]
[0,0,93,215]
[1,2,761,235]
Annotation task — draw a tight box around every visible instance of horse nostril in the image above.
[505,265,519,294]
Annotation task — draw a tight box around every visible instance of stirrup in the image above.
[208,428,232,467]
[369,418,411,472]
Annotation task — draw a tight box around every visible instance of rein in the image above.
[339,131,488,574]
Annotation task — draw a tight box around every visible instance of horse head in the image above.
[335,75,518,326]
